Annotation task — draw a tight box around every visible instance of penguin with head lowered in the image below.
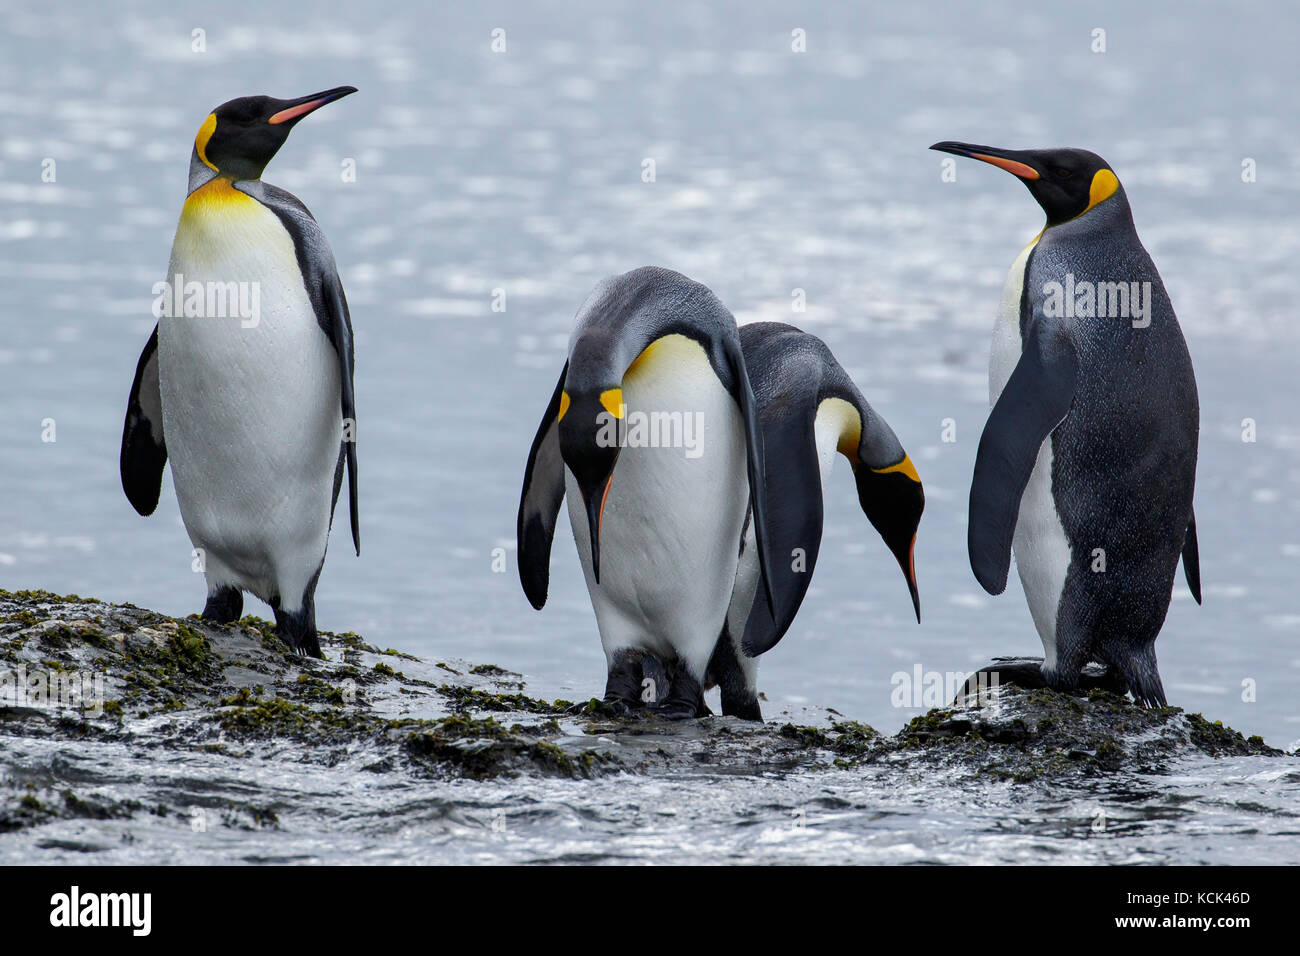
[518,267,780,718]
[121,88,360,657]
[930,141,1200,705]
[703,322,924,719]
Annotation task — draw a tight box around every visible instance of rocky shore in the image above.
[0,587,1282,843]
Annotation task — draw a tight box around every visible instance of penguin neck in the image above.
[178,173,261,235]
[567,327,643,394]
[186,147,262,198]
[1044,185,1135,237]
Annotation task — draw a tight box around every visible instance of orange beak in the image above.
[930,141,1041,180]
[268,86,357,126]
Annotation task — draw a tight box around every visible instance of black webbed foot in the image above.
[648,668,706,720]
[954,656,1129,705]
[273,606,322,659]
[201,585,243,624]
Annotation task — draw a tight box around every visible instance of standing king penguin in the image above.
[517,267,779,718]
[931,142,1200,705]
[706,322,924,719]
[121,88,360,657]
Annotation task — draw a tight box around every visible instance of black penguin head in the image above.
[194,86,357,181]
[930,142,1121,226]
[852,458,925,623]
[557,386,625,583]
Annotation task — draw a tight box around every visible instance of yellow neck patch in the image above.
[1084,168,1119,215]
[626,334,671,376]
[624,332,709,379]
[195,113,218,172]
[181,176,255,222]
[557,391,571,422]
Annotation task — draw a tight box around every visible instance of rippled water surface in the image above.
[1,1,1298,862]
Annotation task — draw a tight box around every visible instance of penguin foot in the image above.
[648,670,707,720]
[278,631,322,658]
[719,694,763,721]
[602,648,651,714]
[566,698,640,719]
[954,656,1130,705]
[201,586,243,624]
[598,696,637,718]
[273,607,322,659]
[648,699,699,720]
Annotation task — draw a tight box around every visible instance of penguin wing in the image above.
[1181,509,1202,604]
[323,272,360,557]
[517,363,570,609]
[968,316,1078,594]
[241,181,360,556]
[120,324,167,516]
[721,333,779,635]
[738,386,824,657]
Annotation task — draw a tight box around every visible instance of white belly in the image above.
[566,335,748,680]
[990,238,1071,668]
[157,186,342,609]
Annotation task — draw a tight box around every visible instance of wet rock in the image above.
[0,590,1283,835]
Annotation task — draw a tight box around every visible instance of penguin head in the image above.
[194,87,357,182]
[853,460,924,623]
[929,142,1122,226]
[556,386,625,583]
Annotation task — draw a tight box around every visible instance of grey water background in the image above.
[2,0,1298,766]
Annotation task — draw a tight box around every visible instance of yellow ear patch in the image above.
[871,455,921,484]
[557,391,571,422]
[195,113,218,171]
[1085,168,1119,213]
[599,388,625,418]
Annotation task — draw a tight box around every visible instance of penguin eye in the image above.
[1053,167,1073,179]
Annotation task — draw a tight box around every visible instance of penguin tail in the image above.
[1119,646,1167,708]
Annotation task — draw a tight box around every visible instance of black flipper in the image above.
[739,392,823,657]
[516,363,570,610]
[120,325,168,516]
[324,274,360,556]
[968,318,1078,594]
[1181,509,1202,605]
[722,335,778,628]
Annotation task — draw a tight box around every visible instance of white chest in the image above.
[155,184,342,589]
[990,238,1036,404]
[566,334,748,671]
[157,187,339,454]
[988,236,1071,663]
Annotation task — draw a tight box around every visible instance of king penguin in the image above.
[930,141,1201,705]
[701,322,924,719]
[120,88,360,657]
[517,267,779,718]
